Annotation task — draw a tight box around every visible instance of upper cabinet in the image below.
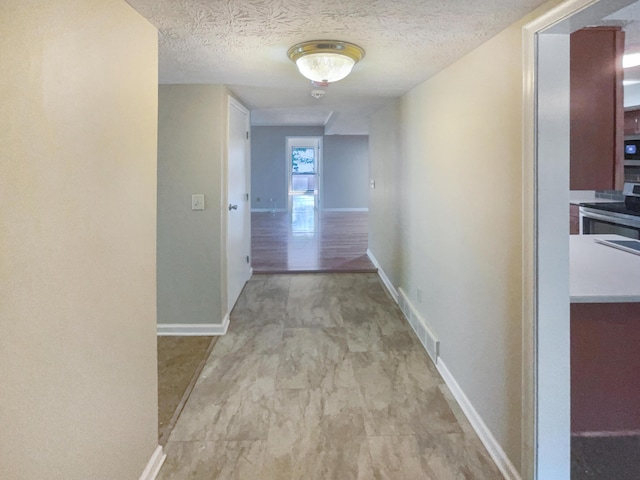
[625,109,640,136]
[570,27,625,191]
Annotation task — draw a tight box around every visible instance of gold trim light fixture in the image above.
[287,40,365,84]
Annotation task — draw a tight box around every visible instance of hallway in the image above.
[157,273,503,479]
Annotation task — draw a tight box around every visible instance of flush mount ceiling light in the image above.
[287,40,365,84]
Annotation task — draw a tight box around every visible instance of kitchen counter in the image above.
[570,234,640,435]
[571,234,640,303]
[569,190,621,205]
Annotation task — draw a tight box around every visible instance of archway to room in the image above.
[249,125,376,274]
[525,0,640,478]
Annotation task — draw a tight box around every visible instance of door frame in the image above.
[224,95,251,317]
[522,0,634,477]
[285,136,323,212]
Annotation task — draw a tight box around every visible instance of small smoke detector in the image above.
[311,89,325,99]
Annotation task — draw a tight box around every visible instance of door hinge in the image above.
[246,256,250,264]
[246,131,249,140]
[245,193,249,201]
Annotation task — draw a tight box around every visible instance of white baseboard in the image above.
[322,207,369,212]
[157,314,230,336]
[368,252,518,480]
[366,249,398,302]
[437,360,521,480]
[397,288,439,364]
[139,445,166,480]
[366,249,439,364]
[252,208,368,213]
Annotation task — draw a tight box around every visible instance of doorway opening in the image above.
[287,136,321,216]
[525,0,638,477]
[250,132,375,273]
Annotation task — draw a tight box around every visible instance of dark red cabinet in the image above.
[570,27,624,191]
[624,109,640,136]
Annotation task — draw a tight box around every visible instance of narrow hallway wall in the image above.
[1,1,159,478]
[157,85,228,327]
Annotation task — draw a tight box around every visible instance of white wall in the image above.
[0,1,159,478]
[368,9,553,474]
[322,135,369,210]
[369,100,404,287]
[157,85,228,326]
[625,83,640,109]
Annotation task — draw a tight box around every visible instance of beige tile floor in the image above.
[158,273,504,480]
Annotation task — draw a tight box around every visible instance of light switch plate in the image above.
[192,194,205,210]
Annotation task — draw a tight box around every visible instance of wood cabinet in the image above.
[571,303,640,434]
[570,27,624,191]
[624,109,640,136]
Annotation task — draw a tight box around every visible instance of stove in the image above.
[579,183,640,240]
[580,201,640,217]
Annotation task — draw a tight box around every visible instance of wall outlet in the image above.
[192,194,205,210]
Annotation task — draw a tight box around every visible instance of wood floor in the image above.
[157,273,504,479]
[251,196,376,273]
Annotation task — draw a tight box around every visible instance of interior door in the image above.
[226,97,251,313]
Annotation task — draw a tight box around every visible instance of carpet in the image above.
[157,336,217,445]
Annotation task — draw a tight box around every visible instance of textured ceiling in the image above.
[604,1,640,47]
[602,1,640,84]
[126,0,550,133]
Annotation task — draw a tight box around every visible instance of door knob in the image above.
[228,204,238,211]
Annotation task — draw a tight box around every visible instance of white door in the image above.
[226,97,251,313]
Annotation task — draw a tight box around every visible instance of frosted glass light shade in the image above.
[296,53,355,83]
[288,40,365,84]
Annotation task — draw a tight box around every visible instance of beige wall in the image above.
[157,85,228,325]
[0,1,158,479]
[368,7,561,472]
[368,99,404,287]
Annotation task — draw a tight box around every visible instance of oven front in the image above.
[579,207,640,240]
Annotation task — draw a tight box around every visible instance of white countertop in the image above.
[571,234,640,303]
[569,190,621,206]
